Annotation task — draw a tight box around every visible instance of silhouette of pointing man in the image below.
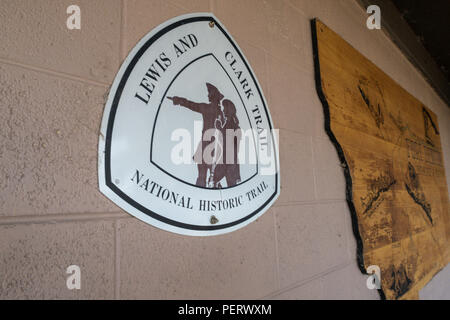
[168,83,225,187]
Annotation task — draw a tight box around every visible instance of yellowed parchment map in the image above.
[312,19,449,299]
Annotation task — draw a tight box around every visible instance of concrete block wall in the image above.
[0,0,448,299]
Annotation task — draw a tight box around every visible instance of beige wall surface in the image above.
[0,0,448,299]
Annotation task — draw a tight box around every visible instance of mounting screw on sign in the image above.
[210,215,219,224]
[366,5,381,30]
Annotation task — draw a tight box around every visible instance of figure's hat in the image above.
[206,82,224,101]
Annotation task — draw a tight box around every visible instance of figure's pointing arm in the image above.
[167,96,206,113]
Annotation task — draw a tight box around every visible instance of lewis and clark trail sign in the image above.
[98,13,280,236]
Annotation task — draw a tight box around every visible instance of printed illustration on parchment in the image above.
[311,19,449,299]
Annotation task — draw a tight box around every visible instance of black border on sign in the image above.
[310,18,385,300]
[104,16,278,231]
[149,53,258,189]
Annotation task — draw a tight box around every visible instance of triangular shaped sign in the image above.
[99,13,279,236]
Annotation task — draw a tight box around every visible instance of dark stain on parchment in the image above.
[361,172,396,216]
[389,264,412,299]
[422,107,439,147]
[405,162,433,225]
[357,78,385,128]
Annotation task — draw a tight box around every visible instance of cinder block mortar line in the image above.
[114,0,125,300]
[0,212,129,226]
[310,135,319,200]
[168,0,211,12]
[283,0,308,17]
[0,58,110,88]
[114,219,120,299]
[274,125,314,136]
[274,199,346,207]
[265,49,313,76]
[278,127,314,139]
[265,44,280,292]
[272,208,281,291]
[260,260,355,299]
[120,0,127,61]
[234,35,270,57]
[263,50,270,108]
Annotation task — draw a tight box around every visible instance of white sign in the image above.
[98,13,279,236]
